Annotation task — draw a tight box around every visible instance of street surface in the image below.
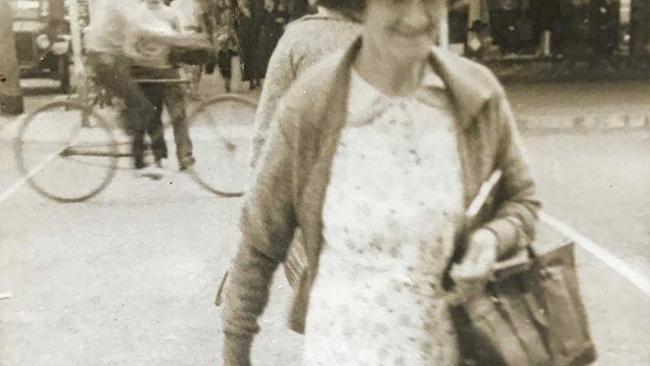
[0,77,648,365]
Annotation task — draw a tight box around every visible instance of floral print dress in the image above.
[303,69,464,366]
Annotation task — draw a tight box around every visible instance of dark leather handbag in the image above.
[453,242,597,366]
[450,170,596,366]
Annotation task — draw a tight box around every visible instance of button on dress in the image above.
[303,69,465,365]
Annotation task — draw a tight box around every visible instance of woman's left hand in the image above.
[450,228,498,292]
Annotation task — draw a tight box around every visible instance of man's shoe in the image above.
[134,159,147,170]
[140,167,164,180]
[139,159,165,180]
[179,156,196,171]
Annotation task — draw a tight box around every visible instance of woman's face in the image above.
[364,0,446,63]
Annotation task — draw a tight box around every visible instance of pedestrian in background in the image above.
[248,0,364,290]
[85,0,155,168]
[171,0,204,32]
[215,0,240,92]
[288,0,312,20]
[213,0,364,309]
[256,0,290,79]
[630,0,650,69]
[233,0,263,89]
[588,0,619,71]
[170,0,205,99]
[222,0,540,364]
[124,0,203,172]
[250,0,364,165]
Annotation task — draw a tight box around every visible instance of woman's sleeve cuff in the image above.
[223,332,253,366]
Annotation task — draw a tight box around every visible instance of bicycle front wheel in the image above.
[187,94,257,197]
[15,101,119,203]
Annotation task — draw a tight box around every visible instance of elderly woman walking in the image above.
[222,0,540,365]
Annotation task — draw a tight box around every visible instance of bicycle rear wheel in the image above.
[15,101,119,203]
[187,94,257,197]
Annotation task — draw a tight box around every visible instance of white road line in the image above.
[541,211,650,295]
[0,149,64,205]
[0,171,35,205]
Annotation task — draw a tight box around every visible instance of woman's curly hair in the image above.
[316,0,366,13]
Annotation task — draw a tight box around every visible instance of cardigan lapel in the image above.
[429,47,494,130]
[301,38,360,280]
[428,46,497,209]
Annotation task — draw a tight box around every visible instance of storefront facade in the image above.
[447,0,650,64]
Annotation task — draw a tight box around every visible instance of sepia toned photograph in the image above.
[1,0,648,365]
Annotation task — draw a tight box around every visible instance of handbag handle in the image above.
[465,168,540,263]
[492,249,531,279]
[441,169,503,294]
[465,169,503,221]
[443,168,539,302]
[467,169,545,279]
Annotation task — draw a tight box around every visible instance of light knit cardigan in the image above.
[250,8,363,166]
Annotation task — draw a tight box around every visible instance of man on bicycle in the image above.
[85,0,207,171]
[125,0,202,173]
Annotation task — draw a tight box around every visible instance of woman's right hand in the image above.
[449,228,498,300]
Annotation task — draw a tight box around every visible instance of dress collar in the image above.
[336,37,497,130]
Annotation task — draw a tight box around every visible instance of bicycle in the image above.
[13,71,258,203]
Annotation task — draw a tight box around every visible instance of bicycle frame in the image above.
[63,73,192,159]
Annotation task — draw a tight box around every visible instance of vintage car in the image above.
[11,0,72,93]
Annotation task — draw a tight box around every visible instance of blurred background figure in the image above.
[212,0,364,310]
[256,0,290,80]
[248,0,364,289]
[124,0,198,174]
[629,0,650,69]
[85,0,157,170]
[529,0,563,57]
[233,0,263,89]
[170,0,205,99]
[588,0,620,71]
[250,0,364,165]
[171,0,203,32]
[214,0,240,92]
[287,0,313,20]
[448,0,492,58]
